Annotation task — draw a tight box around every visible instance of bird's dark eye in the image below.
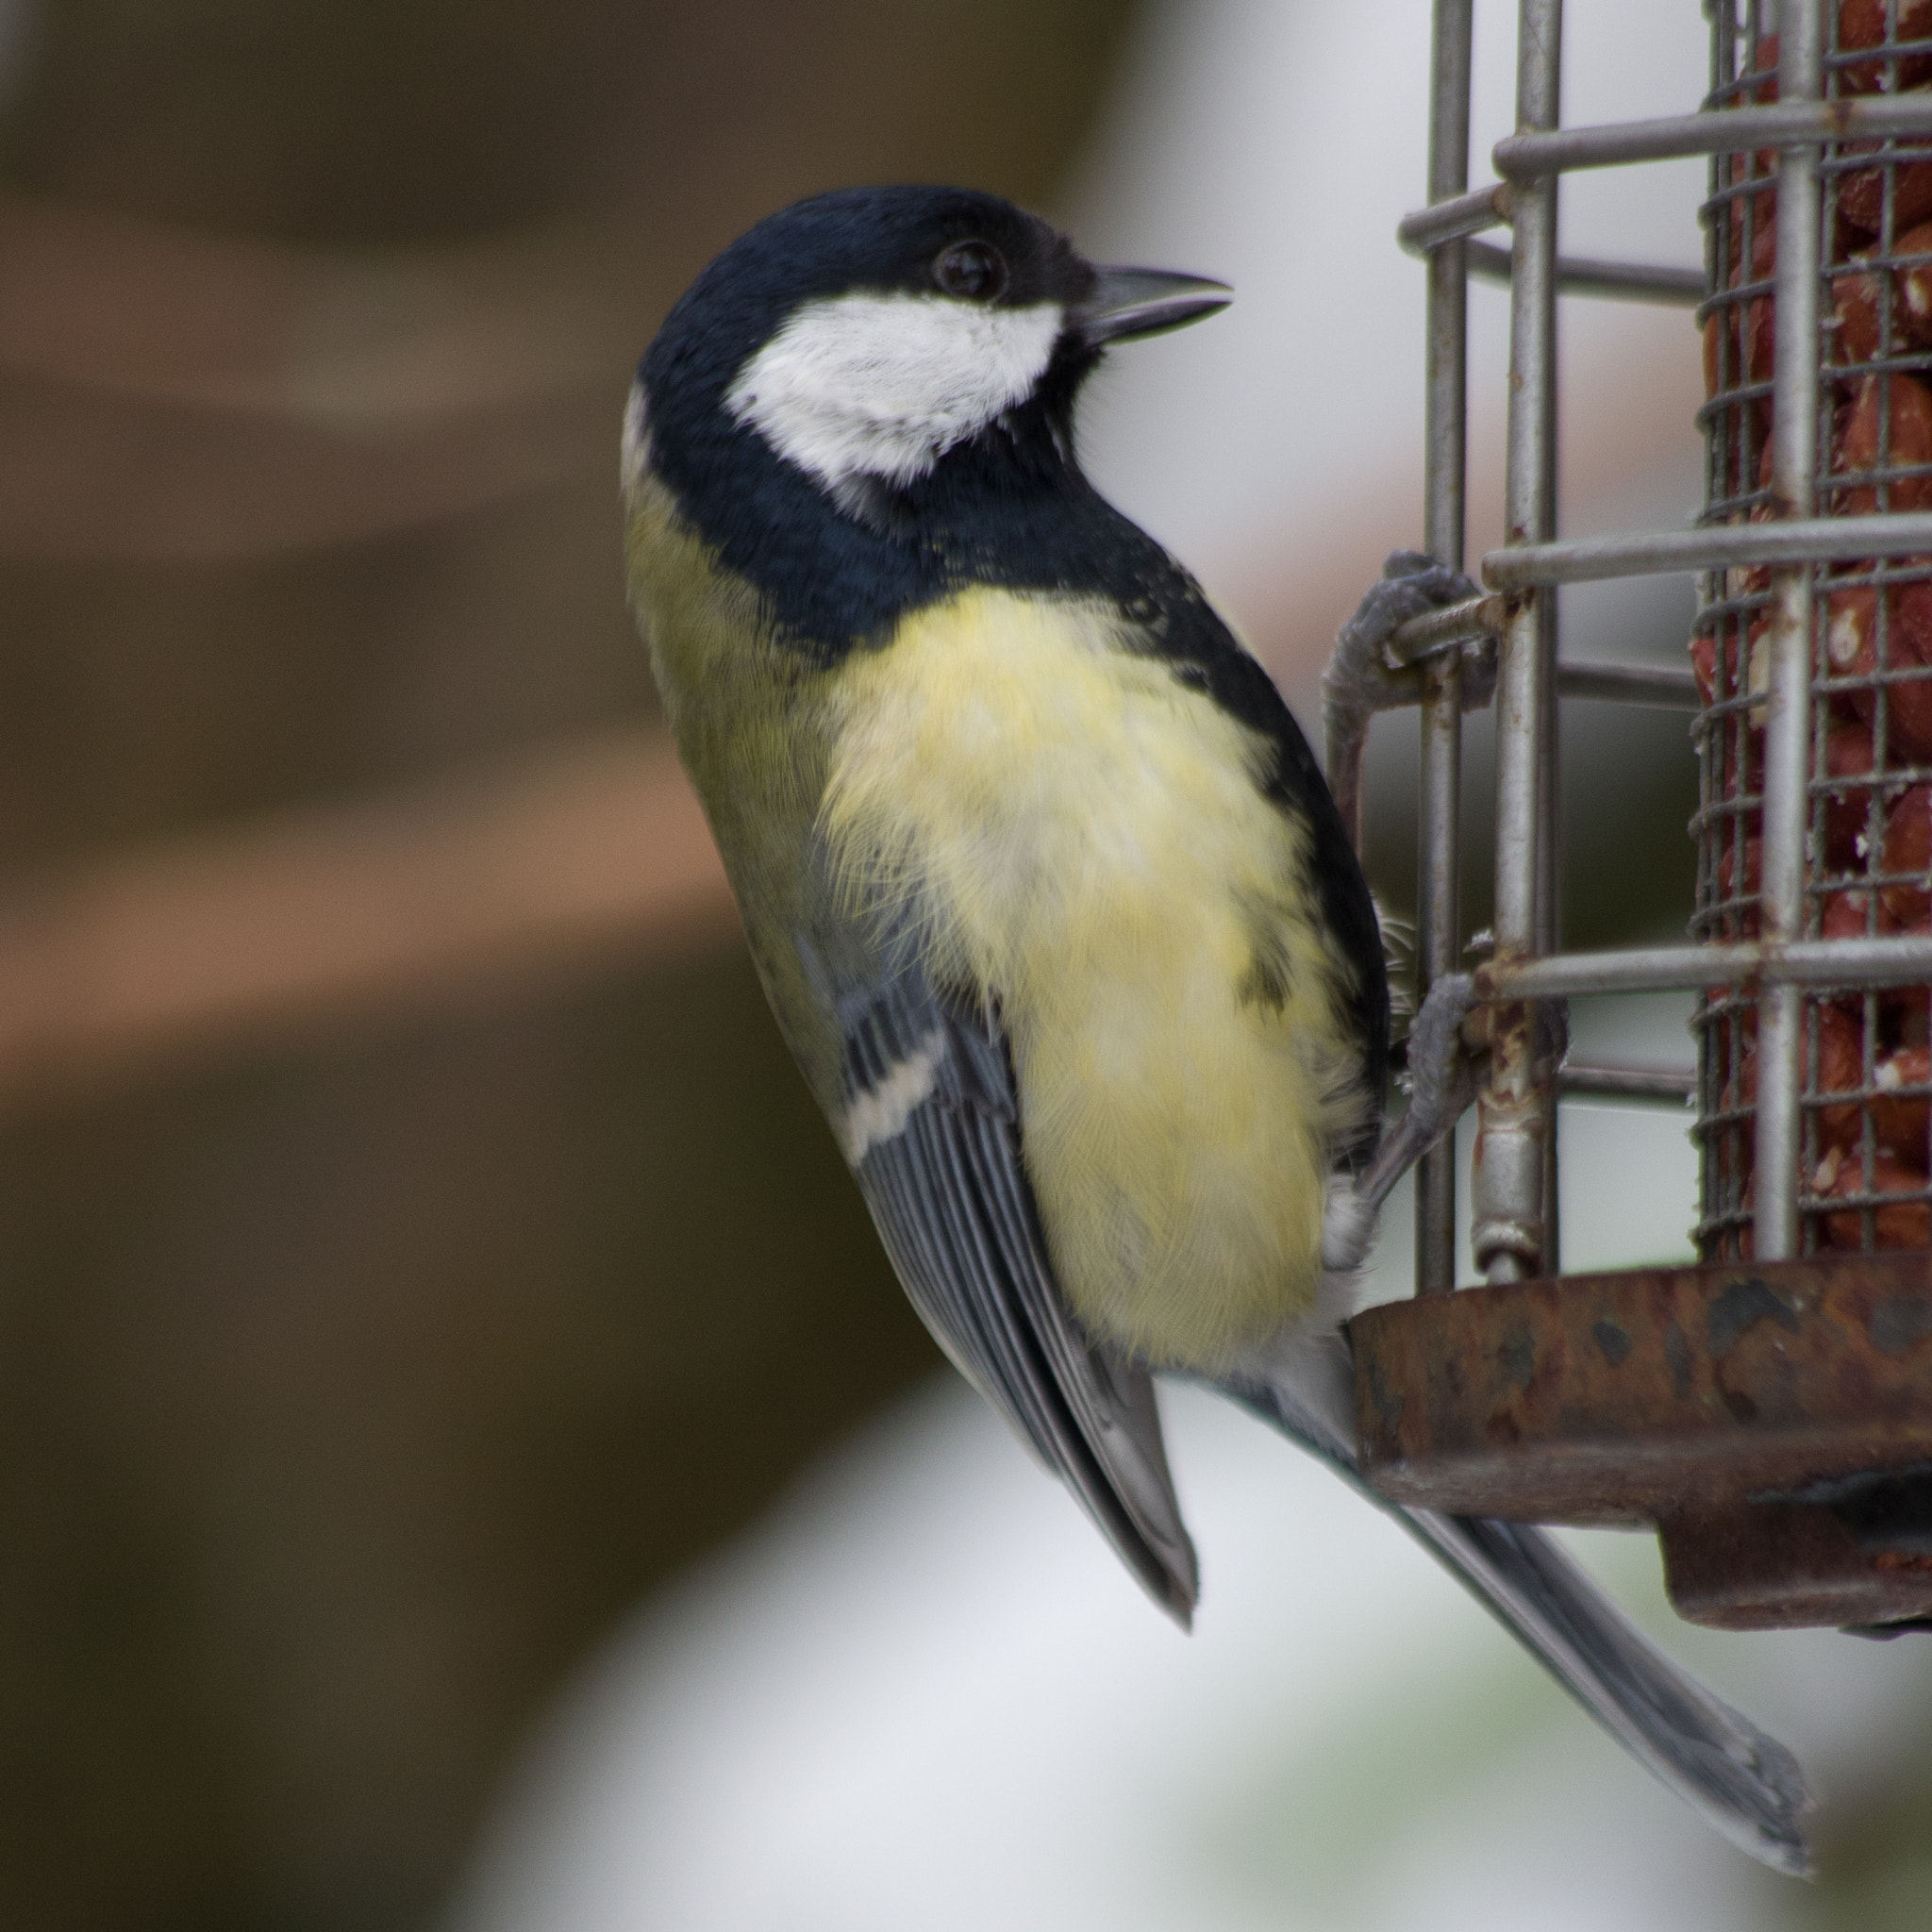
[933,241,1008,301]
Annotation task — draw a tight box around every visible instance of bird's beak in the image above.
[1073,266,1232,345]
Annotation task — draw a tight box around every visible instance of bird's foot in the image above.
[1328,972,1574,1274]
[1322,552,1491,851]
[1323,551,1488,735]
[1324,974,1486,1276]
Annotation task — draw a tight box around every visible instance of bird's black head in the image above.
[628,186,1228,649]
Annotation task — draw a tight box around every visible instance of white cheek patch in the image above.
[725,291,1062,498]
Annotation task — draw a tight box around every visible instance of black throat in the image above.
[641,335,1188,661]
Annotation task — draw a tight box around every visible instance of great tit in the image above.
[623,185,1810,1870]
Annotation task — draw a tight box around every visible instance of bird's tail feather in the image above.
[1395,1507,1813,1873]
[1221,1328,1815,1875]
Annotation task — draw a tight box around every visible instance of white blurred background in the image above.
[448,1113,1926,1932]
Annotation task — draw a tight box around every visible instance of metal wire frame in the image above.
[1391,0,1932,1290]
[1558,1061,1699,1101]
[1414,0,1474,1292]
[1695,0,1932,1261]
[1398,188,1709,304]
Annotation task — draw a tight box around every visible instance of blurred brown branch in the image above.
[0,728,735,1108]
[0,371,614,559]
[0,192,637,417]
[0,192,650,558]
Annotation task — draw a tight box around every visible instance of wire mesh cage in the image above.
[1344,0,1932,1632]
[1698,1,1932,1262]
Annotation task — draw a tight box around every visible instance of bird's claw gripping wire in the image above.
[1351,971,1485,1225]
[1322,550,1493,853]
[1330,974,1572,1272]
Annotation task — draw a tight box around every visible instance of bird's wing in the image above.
[830,947,1199,1623]
[1222,1327,1814,1875]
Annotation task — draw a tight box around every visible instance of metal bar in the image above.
[1537,434,1562,1278]
[1464,240,1706,304]
[1398,182,1509,255]
[1417,658,1462,1293]
[1423,0,1474,622]
[1541,255,1706,305]
[1389,609,1702,710]
[1557,1063,1697,1103]
[1535,135,1567,1274]
[1352,635,1702,716]
[1483,510,1932,588]
[1532,103,1566,1282]
[1477,933,1932,1001]
[1754,0,1823,1265]
[1390,592,1501,660]
[1694,2,1732,1268]
[1493,94,1932,178]
[1473,0,1561,1289]
[1557,661,1702,708]
[1415,0,1474,1299]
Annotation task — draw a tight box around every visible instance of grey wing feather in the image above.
[1222,1326,1814,1875]
[836,954,1199,1624]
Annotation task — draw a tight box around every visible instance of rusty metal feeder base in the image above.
[1350,1255,1932,1631]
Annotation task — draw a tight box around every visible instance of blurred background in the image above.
[1,0,1928,1927]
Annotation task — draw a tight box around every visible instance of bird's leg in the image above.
[1353,971,1485,1220]
[1322,550,1491,852]
[1322,974,1485,1274]
[1327,974,1572,1275]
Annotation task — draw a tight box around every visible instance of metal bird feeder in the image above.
[1345,0,1932,1632]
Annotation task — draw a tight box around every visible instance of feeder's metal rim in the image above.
[1482,512,1932,591]
[1494,94,1932,179]
[1352,1255,1932,1570]
[1475,933,1932,1002]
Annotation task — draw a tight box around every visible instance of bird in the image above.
[621,183,1812,1871]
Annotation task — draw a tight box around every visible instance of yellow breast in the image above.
[821,586,1371,1372]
